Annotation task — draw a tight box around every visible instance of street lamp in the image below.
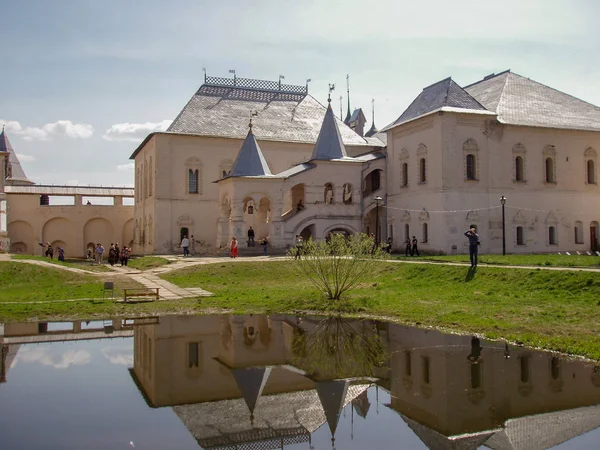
[374,196,383,246]
[500,195,507,255]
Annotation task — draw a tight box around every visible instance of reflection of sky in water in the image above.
[1,322,599,449]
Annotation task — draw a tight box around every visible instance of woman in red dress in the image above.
[230,236,239,258]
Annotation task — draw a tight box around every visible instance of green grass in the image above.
[163,260,600,360]
[11,254,111,272]
[0,262,186,321]
[396,253,600,268]
[127,256,171,270]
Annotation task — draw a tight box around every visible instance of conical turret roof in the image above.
[316,380,350,438]
[229,128,272,177]
[0,129,34,185]
[231,367,272,416]
[311,103,348,161]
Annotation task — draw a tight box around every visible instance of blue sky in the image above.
[2,0,599,187]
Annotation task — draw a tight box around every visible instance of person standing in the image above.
[181,235,190,257]
[295,235,303,260]
[230,236,239,258]
[95,243,105,264]
[464,226,480,267]
[411,236,420,256]
[404,237,411,256]
[57,246,65,262]
[247,227,255,247]
[261,237,268,256]
[120,246,130,266]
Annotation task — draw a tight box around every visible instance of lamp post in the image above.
[500,195,507,255]
[374,196,383,247]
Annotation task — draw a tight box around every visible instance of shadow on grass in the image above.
[465,266,477,282]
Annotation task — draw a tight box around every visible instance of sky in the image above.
[2,0,600,187]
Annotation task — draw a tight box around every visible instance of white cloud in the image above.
[13,347,91,369]
[117,163,135,172]
[103,119,171,142]
[101,347,134,366]
[16,153,35,162]
[1,119,94,141]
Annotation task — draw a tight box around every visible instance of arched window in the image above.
[222,170,228,178]
[548,226,557,245]
[404,224,410,240]
[516,226,525,245]
[188,169,199,194]
[372,171,381,191]
[587,160,596,184]
[515,156,524,182]
[545,157,555,183]
[402,163,408,187]
[180,227,189,242]
[419,158,426,183]
[148,157,153,197]
[574,221,584,244]
[422,223,428,243]
[466,154,476,180]
[324,183,334,204]
[342,183,352,204]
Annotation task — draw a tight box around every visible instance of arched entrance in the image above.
[243,195,272,242]
[84,218,115,251]
[122,219,134,249]
[284,183,305,215]
[299,224,314,241]
[42,218,73,255]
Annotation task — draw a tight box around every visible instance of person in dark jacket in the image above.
[411,236,420,256]
[464,226,480,267]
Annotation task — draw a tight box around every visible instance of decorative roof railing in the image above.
[205,76,308,95]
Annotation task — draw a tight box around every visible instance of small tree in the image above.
[289,233,388,300]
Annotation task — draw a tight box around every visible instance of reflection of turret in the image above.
[231,367,272,424]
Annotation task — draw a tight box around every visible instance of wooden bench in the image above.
[123,288,160,302]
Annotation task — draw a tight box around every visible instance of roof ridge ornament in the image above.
[248,111,258,133]
[328,83,335,104]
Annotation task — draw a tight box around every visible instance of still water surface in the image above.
[0,315,599,449]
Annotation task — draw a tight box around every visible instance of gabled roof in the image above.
[464,70,600,132]
[0,130,34,185]
[229,129,273,177]
[166,78,373,147]
[310,102,348,160]
[348,108,366,124]
[389,78,489,128]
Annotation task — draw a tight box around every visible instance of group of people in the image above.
[89,243,130,266]
[39,242,65,261]
[404,237,420,256]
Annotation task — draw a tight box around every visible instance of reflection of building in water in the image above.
[386,324,600,449]
[129,314,387,448]
[0,317,156,383]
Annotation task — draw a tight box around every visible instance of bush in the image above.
[288,233,389,300]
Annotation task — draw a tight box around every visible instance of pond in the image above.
[0,315,599,449]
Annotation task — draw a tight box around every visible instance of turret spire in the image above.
[344,74,351,124]
[365,98,379,137]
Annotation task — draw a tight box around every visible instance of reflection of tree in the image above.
[291,317,387,380]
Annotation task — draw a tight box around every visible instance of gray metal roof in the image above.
[464,70,600,132]
[310,103,348,160]
[391,78,488,127]
[348,108,366,124]
[0,130,34,185]
[229,130,273,177]
[5,185,134,196]
[276,162,315,179]
[166,81,374,147]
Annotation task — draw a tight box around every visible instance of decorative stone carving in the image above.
[513,143,527,154]
[418,208,429,221]
[543,145,556,156]
[545,211,558,224]
[176,214,194,226]
[399,148,409,160]
[513,210,527,225]
[466,210,479,222]
[584,147,597,158]
[416,144,427,155]
[401,210,411,223]
[463,138,479,152]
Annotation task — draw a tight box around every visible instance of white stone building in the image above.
[132,71,600,255]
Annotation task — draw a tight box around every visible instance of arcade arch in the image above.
[8,220,34,254]
[84,217,115,249]
[42,218,74,252]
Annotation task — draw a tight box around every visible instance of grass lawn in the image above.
[396,253,600,268]
[0,262,188,321]
[11,254,112,272]
[127,256,171,270]
[163,260,600,360]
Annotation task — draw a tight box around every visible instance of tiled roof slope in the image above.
[0,130,34,185]
[168,84,373,146]
[392,78,488,126]
[464,71,600,131]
